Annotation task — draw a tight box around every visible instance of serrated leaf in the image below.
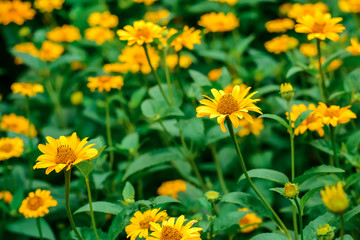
[188,69,211,87]
[74,201,123,215]
[259,114,290,130]
[238,169,289,184]
[294,110,313,130]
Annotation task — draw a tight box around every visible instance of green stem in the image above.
[295,199,304,240]
[209,203,215,240]
[4,160,9,190]
[85,177,100,240]
[329,126,339,167]
[43,77,66,128]
[161,48,174,106]
[226,119,292,239]
[64,170,84,240]
[210,144,228,194]
[316,39,328,103]
[340,213,345,240]
[292,206,299,240]
[105,92,114,171]
[287,101,295,181]
[188,154,207,192]
[143,44,171,106]
[176,51,187,98]
[25,96,34,190]
[36,218,43,240]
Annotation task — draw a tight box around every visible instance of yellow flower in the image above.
[0,137,24,161]
[13,42,38,57]
[117,20,164,46]
[133,0,157,5]
[205,190,220,203]
[198,12,239,33]
[339,0,360,13]
[265,35,298,54]
[34,0,64,13]
[287,3,329,19]
[299,43,317,57]
[346,38,360,55]
[280,82,294,101]
[283,182,299,199]
[295,12,345,41]
[196,85,262,132]
[46,25,81,43]
[237,117,264,137]
[315,57,343,72]
[11,82,44,97]
[166,54,192,69]
[279,3,293,16]
[103,63,130,74]
[208,0,237,5]
[85,27,115,45]
[19,189,57,218]
[70,91,83,105]
[157,179,186,199]
[208,68,222,82]
[0,113,37,137]
[0,191,13,204]
[224,81,245,94]
[317,224,335,240]
[265,18,294,33]
[148,215,203,240]
[87,75,124,92]
[316,102,356,127]
[144,10,170,25]
[125,208,168,240]
[171,26,201,52]
[38,41,64,62]
[238,208,262,233]
[321,182,349,214]
[0,0,36,25]
[88,11,118,28]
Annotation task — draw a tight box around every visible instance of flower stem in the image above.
[209,203,215,240]
[161,48,174,106]
[295,199,304,240]
[329,126,339,167]
[36,218,43,240]
[316,39,328,103]
[104,92,114,171]
[25,96,34,190]
[85,176,100,240]
[292,206,299,240]
[64,170,84,240]
[226,119,292,239]
[210,144,228,194]
[340,213,345,240]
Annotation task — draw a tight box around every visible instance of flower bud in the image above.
[317,224,335,240]
[205,190,220,204]
[283,182,299,199]
[280,83,294,102]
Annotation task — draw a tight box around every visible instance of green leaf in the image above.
[129,87,147,109]
[293,165,345,185]
[141,99,162,119]
[259,114,290,130]
[74,201,123,215]
[75,227,107,240]
[9,188,24,210]
[106,209,130,240]
[205,125,229,145]
[322,50,350,70]
[177,118,205,144]
[75,161,93,177]
[214,211,249,232]
[344,204,360,222]
[294,110,313,130]
[256,84,280,97]
[250,233,289,240]
[119,132,139,151]
[300,187,322,212]
[238,169,289,184]
[346,131,360,153]
[345,173,360,189]
[154,196,180,205]
[49,54,84,70]
[286,66,304,79]
[6,218,55,240]
[122,181,135,202]
[11,50,45,70]
[162,107,185,118]
[236,34,255,55]
[217,67,232,88]
[310,139,335,155]
[188,69,211,87]
[166,30,183,45]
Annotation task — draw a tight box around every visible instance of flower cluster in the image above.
[85,11,118,45]
[0,0,36,25]
[265,35,299,54]
[198,12,239,32]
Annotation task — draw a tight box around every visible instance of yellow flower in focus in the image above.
[265,18,294,33]
[237,117,264,137]
[19,189,57,218]
[88,11,118,28]
[198,12,239,33]
[300,43,317,57]
[238,208,262,233]
[208,68,222,82]
[148,215,202,240]
[321,182,349,214]
[316,102,356,127]
[339,0,360,13]
[125,208,168,240]
[70,91,83,106]
[0,137,24,161]
[133,0,157,5]
[0,0,36,25]
[103,63,129,74]
[265,35,298,54]
[295,12,345,41]
[287,3,329,19]
[166,54,192,69]
[11,82,44,97]
[46,25,81,43]
[117,20,164,46]
[34,0,64,12]
[38,41,64,62]
[171,26,202,52]
[157,179,186,199]
[70,61,86,71]
[0,191,13,204]
[33,132,98,174]
[85,27,115,45]
[196,85,262,132]
[1,113,37,137]
[144,10,170,25]
[346,38,360,55]
[280,82,294,101]
[283,182,299,199]
[87,76,124,92]
[208,0,238,6]
[317,224,335,240]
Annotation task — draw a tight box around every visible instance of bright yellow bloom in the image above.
[166,54,192,69]
[208,0,237,5]
[133,0,157,5]
[316,102,356,127]
[317,224,335,240]
[196,85,262,132]
[287,3,329,19]
[157,179,186,199]
[198,12,239,33]
[346,38,360,55]
[34,0,64,12]
[208,68,222,82]
[117,20,164,46]
[0,137,24,161]
[87,76,124,92]
[148,215,202,240]
[38,41,64,62]
[46,25,81,43]
[171,26,201,52]
[295,12,345,41]
[34,132,98,174]
[283,182,299,199]
[0,191,13,204]
[339,0,360,13]
[265,18,294,33]
[88,11,118,28]
[238,208,262,233]
[103,63,130,74]
[0,0,36,25]
[0,113,37,137]
[265,35,298,54]
[237,117,264,137]
[125,208,168,240]
[19,189,57,218]
[70,91,83,105]
[224,81,245,94]
[11,82,44,97]
[85,27,115,45]
[144,10,170,25]
[321,182,349,214]
[300,43,317,57]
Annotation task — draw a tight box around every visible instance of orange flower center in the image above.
[0,143,13,153]
[98,76,111,84]
[217,94,239,115]
[139,217,153,229]
[136,27,151,39]
[55,146,77,164]
[27,196,43,210]
[312,22,326,33]
[160,226,182,240]
[239,216,251,225]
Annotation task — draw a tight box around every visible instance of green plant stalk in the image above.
[64,170,84,240]
[143,44,171,106]
[210,144,228,194]
[316,39,328,103]
[85,176,100,240]
[175,51,187,98]
[25,96,34,190]
[209,203,215,240]
[36,218,43,240]
[226,119,292,239]
[104,92,114,171]
[295,199,304,240]
[161,48,174,106]
[292,206,299,240]
[43,77,66,128]
[188,153,207,192]
[340,214,345,240]
[329,126,339,167]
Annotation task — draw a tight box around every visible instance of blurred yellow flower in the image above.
[287,3,329,19]
[157,179,186,199]
[265,35,298,54]
[295,12,345,41]
[38,41,64,62]
[70,91,83,106]
[196,85,262,132]
[0,191,13,204]
[88,11,119,28]
[13,42,39,64]
[0,0,36,25]
[346,38,360,55]
[299,43,317,57]
[283,182,299,199]
[339,0,360,13]
[34,132,98,174]
[85,27,115,45]
[208,68,222,82]
[133,0,157,5]
[166,54,192,69]
[238,208,262,233]
[34,0,64,13]
[46,25,81,43]
[171,26,201,51]
[87,75,124,92]
[0,137,24,161]
[279,3,292,16]
[144,10,170,25]
[315,57,343,72]
[208,0,237,5]
[265,18,294,33]
[198,12,239,32]
[316,102,356,127]
[11,82,44,97]
[321,182,349,214]
[224,81,245,94]
[237,117,264,137]
[19,189,57,218]
[1,113,37,137]
[70,61,86,71]
[317,224,335,240]
[103,63,129,74]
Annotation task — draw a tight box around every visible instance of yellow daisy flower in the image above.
[133,0,157,5]
[287,3,329,19]
[265,35,299,54]
[321,182,349,214]
[38,41,64,62]
[0,0,36,25]
[88,11,119,28]
[339,0,360,13]
[34,0,64,13]
[0,137,24,161]
[85,27,115,45]
[166,54,192,69]
[19,189,57,218]
[209,0,238,6]
[157,179,187,199]
[13,42,39,58]
[125,208,168,240]
[196,85,262,132]
[87,75,124,92]
[237,117,264,137]
[33,132,98,175]
[238,208,262,233]
[265,18,294,33]
[316,102,357,127]
[0,190,13,204]
[299,43,317,57]
[198,12,239,32]
[171,26,202,52]
[46,25,81,43]
[103,63,130,74]
[346,38,360,55]
[0,113,37,137]
[11,82,44,97]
